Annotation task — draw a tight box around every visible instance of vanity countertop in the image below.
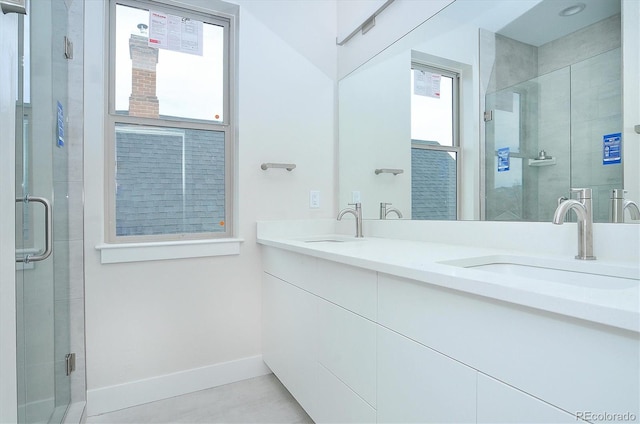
[257,233,640,333]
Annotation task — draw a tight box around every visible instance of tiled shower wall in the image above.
[484,14,622,222]
[537,14,622,222]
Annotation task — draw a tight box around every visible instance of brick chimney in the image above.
[128,33,159,118]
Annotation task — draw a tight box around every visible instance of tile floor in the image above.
[85,374,313,423]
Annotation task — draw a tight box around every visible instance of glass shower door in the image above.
[15,0,72,422]
[484,69,572,222]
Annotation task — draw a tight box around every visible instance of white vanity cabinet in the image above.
[315,359,376,424]
[262,273,318,417]
[262,246,640,423]
[317,299,377,408]
[377,273,639,420]
[315,291,377,423]
[377,325,476,423]
[262,248,377,423]
[476,374,577,423]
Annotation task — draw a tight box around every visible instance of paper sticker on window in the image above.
[414,70,441,98]
[497,147,510,172]
[149,10,203,56]
[602,133,621,165]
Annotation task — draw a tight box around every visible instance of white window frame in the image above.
[105,0,237,245]
[411,62,462,220]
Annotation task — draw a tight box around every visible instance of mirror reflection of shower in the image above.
[483,0,622,223]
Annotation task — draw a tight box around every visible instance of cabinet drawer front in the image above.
[378,273,640,419]
[263,247,318,293]
[315,259,377,320]
[315,362,376,424]
[318,299,376,406]
[377,326,476,423]
[263,248,376,319]
[477,374,577,423]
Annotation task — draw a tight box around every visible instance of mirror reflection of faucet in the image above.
[537,149,552,160]
[528,149,556,167]
[380,202,403,220]
[610,189,640,223]
[337,203,363,238]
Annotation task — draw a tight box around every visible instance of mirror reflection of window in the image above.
[411,68,454,146]
[410,64,460,220]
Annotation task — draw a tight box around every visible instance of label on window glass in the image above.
[414,70,441,98]
[497,147,510,172]
[149,10,203,56]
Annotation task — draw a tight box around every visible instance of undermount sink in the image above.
[440,255,639,290]
[300,235,364,243]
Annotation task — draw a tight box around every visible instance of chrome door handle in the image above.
[16,196,52,263]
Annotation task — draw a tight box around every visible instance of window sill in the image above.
[96,238,243,264]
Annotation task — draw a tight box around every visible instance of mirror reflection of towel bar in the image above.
[261,163,296,171]
[375,168,404,175]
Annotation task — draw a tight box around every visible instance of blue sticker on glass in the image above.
[57,101,64,148]
[603,133,621,165]
[497,147,510,172]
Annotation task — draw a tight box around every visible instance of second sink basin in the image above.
[300,235,365,243]
[440,255,639,290]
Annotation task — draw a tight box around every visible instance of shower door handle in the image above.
[16,196,53,263]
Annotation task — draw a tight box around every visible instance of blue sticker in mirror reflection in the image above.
[497,147,510,172]
[57,101,64,148]
[603,133,621,165]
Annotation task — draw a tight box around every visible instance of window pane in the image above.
[411,148,457,220]
[411,69,454,146]
[115,124,226,236]
[114,4,225,122]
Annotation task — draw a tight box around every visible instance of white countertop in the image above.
[257,232,640,333]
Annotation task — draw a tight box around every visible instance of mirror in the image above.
[338,0,635,222]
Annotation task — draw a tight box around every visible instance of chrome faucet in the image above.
[380,202,403,220]
[337,203,363,238]
[610,189,640,222]
[552,188,596,260]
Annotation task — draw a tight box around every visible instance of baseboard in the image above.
[86,355,271,416]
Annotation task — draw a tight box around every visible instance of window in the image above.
[107,0,235,243]
[410,63,460,220]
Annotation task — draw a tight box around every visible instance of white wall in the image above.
[0,12,18,424]
[84,0,337,415]
[338,50,411,219]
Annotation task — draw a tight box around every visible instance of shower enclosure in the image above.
[482,13,623,222]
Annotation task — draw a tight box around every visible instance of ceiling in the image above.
[497,0,621,47]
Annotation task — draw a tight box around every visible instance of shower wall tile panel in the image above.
[538,14,621,76]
